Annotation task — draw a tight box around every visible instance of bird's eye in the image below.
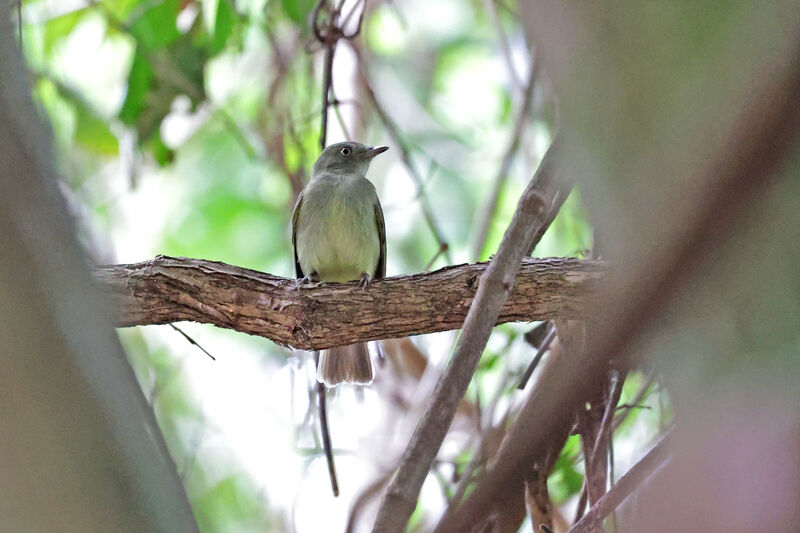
[340,147,351,156]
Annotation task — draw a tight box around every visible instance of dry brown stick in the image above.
[586,370,626,507]
[371,143,562,532]
[524,139,572,256]
[433,26,800,533]
[568,432,673,533]
[94,255,607,350]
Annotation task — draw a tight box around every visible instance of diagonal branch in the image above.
[94,255,608,351]
[568,431,673,533]
[371,142,565,532]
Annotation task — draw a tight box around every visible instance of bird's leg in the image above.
[358,272,372,291]
[294,272,319,289]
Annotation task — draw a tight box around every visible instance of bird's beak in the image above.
[364,145,389,159]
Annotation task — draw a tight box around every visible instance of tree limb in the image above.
[94,255,608,351]
[371,141,565,532]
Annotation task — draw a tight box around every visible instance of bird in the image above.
[291,141,388,387]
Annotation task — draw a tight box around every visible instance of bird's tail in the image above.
[317,343,373,387]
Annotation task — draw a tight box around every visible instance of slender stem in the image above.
[319,42,335,149]
[315,358,339,496]
[517,325,556,389]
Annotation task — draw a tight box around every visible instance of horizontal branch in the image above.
[93,255,609,351]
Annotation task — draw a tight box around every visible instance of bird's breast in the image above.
[295,178,380,282]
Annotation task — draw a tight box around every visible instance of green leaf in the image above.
[119,48,154,126]
[44,77,119,155]
[208,0,236,55]
[193,476,273,532]
[129,0,182,50]
[74,103,119,155]
[146,131,174,166]
[42,7,89,54]
[281,0,315,26]
[168,37,207,104]
[104,0,142,20]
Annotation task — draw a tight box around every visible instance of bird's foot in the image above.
[294,272,319,289]
[358,272,372,291]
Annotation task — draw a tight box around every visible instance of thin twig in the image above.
[449,383,514,507]
[572,480,589,524]
[589,371,622,471]
[615,403,651,411]
[612,372,655,433]
[311,0,369,149]
[330,92,353,141]
[517,324,556,389]
[319,42,335,149]
[423,242,449,271]
[345,472,391,533]
[169,324,216,360]
[315,356,339,496]
[483,0,522,92]
[17,1,22,50]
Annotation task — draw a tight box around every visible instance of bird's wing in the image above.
[291,191,305,278]
[374,197,386,278]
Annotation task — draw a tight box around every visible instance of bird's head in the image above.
[312,142,389,177]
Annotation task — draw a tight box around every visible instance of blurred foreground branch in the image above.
[94,255,608,351]
[0,12,198,533]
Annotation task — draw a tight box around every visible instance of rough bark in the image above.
[93,255,609,350]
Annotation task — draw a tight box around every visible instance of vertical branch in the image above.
[319,43,335,149]
[0,13,199,531]
[315,353,340,496]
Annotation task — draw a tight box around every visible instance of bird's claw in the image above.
[359,273,372,291]
[294,273,318,289]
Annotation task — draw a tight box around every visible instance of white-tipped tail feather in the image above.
[317,343,373,387]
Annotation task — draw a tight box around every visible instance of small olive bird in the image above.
[292,142,388,387]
